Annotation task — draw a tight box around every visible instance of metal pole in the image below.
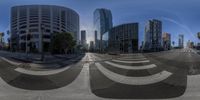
[41,24,44,61]
[26,30,28,58]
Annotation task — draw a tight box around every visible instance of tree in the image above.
[51,32,76,54]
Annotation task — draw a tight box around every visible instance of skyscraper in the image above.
[197,32,200,50]
[162,32,171,50]
[0,32,4,49]
[93,8,113,51]
[187,40,194,48]
[89,41,94,52]
[81,30,86,45]
[11,5,79,52]
[144,19,162,51]
[197,32,200,39]
[178,34,184,48]
[103,23,139,53]
[94,30,98,50]
[0,32,4,43]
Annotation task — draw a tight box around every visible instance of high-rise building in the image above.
[197,32,200,50]
[93,8,113,51]
[81,30,86,45]
[11,5,79,52]
[144,19,162,51]
[89,41,94,52]
[94,30,98,50]
[178,34,184,48]
[103,23,139,53]
[162,32,171,50]
[187,40,194,48]
[197,32,200,39]
[0,32,4,43]
[0,32,4,49]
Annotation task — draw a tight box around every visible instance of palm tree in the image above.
[172,41,175,48]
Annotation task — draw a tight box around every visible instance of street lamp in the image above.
[40,24,45,61]
[26,29,32,59]
[26,29,28,55]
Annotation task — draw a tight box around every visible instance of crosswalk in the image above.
[95,54,172,85]
[90,53,186,99]
[172,48,198,54]
[181,49,196,53]
[1,53,199,99]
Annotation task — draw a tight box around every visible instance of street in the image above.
[0,49,200,99]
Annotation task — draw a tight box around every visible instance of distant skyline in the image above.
[1,0,200,47]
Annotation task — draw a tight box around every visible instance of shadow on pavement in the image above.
[0,56,84,90]
[89,62,187,99]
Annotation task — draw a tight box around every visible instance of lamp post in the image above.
[40,24,45,61]
[26,29,28,55]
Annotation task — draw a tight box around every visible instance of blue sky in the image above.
[0,0,200,47]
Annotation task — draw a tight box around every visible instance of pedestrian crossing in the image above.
[104,61,157,70]
[0,53,195,99]
[95,54,172,85]
[95,63,172,85]
[90,53,186,99]
[112,59,150,63]
[173,48,198,54]
[181,49,195,53]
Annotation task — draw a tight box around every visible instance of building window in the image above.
[29,29,39,32]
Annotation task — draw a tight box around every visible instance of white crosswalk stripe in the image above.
[95,63,172,85]
[112,59,150,63]
[95,53,173,85]
[105,61,156,70]
[116,57,147,61]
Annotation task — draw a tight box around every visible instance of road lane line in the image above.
[14,65,72,75]
[120,56,145,58]
[105,61,157,70]
[112,59,150,63]
[0,57,21,66]
[95,63,172,85]
[116,57,147,61]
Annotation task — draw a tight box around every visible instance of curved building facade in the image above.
[11,5,79,52]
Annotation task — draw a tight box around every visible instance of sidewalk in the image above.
[0,50,85,70]
[0,50,81,63]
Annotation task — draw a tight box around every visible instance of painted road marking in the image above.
[105,61,157,70]
[0,57,21,66]
[95,63,172,85]
[15,65,72,75]
[112,59,150,63]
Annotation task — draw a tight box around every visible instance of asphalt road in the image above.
[0,54,85,90]
[0,49,199,100]
[90,52,187,99]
